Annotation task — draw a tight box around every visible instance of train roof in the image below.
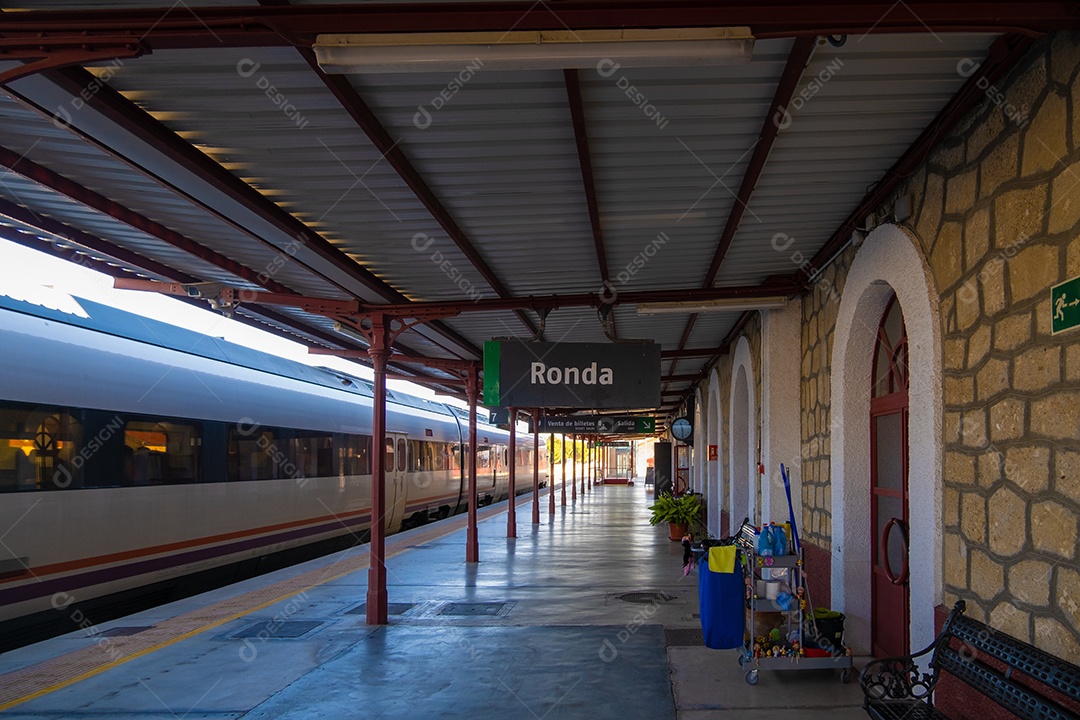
[0,286,458,419]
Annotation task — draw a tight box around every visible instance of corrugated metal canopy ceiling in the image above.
[0,1,1036,414]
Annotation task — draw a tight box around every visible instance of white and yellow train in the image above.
[0,290,546,650]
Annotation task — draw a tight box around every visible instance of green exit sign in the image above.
[1052,275,1080,335]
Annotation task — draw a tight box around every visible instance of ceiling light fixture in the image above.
[636,297,788,315]
[313,28,754,74]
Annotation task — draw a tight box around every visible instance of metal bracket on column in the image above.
[529,307,550,342]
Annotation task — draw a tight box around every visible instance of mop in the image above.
[780,463,824,648]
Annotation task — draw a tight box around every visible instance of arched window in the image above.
[872,296,909,398]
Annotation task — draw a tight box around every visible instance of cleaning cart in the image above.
[739,534,852,684]
[738,464,853,685]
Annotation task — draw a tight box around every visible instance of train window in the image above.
[228,425,277,481]
[385,438,394,471]
[409,440,428,472]
[423,440,436,472]
[338,434,371,476]
[476,445,491,469]
[288,431,333,479]
[0,404,83,491]
[125,420,201,485]
[397,438,406,472]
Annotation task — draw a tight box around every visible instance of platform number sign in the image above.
[1052,275,1080,335]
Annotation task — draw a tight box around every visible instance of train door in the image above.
[383,433,408,533]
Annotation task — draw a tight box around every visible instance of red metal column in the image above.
[590,438,595,486]
[563,433,570,505]
[570,433,577,501]
[580,435,586,495]
[532,410,540,525]
[549,433,556,517]
[588,438,592,487]
[365,317,389,626]
[507,406,517,538]
[466,368,479,563]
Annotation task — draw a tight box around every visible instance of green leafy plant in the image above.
[648,492,703,530]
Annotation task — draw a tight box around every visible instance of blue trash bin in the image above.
[698,550,745,650]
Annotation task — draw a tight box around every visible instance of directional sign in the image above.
[536,416,656,434]
[537,417,602,433]
[483,340,660,409]
[1052,275,1080,335]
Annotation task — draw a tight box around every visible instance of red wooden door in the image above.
[870,296,910,658]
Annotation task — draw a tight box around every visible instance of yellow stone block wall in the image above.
[801,32,1080,659]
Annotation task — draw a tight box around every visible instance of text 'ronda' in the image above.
[530,362,614,386]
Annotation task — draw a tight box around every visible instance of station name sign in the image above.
[483,340,660,409]
[536,416,656,434]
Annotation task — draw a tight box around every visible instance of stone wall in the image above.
[915,33,1080,660]
[800,247,854,553]
[800,32,1080,661]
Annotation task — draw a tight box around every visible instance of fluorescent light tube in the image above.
[314,28,754,73]
[636,297,788,315]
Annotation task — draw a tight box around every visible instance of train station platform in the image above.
[0,485,867,719]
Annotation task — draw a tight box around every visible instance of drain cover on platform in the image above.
[664,628,705,646]
[618,591,678,604]
[346,603,415,616]
[98,626,153,637]
[438,602,510,617]
[233,621,322,639]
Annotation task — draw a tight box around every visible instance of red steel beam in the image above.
[666,37,813,391]
[0,197,184,282]
[703,36,815,287]
[0,201,463,392]
[294,45,538,337]
[0,3,1072,49]
[662,315,699,388]
[20,65,479,359]
[0,144,297,296]
[563,68,614,336]
[662,374,702,383]
[802,33,1034,282]
[671,309,754,409]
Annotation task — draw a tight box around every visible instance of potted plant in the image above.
[648,492,703,541]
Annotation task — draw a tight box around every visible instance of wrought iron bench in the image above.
[860,600,1080,720]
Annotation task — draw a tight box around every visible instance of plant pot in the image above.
[668,522,688,541]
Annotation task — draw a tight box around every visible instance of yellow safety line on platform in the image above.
[0,493,546,712]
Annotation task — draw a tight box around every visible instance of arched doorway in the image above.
[870,295,910,657]
[708,372,723,536]
[729,336,756,529]
[831,223,943,656]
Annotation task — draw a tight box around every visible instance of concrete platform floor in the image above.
[0,484,868,719]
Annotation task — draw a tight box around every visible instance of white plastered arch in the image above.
[694,387,706,494]
[708,369,723,536]
[830,223,943,657]
[729,336,757,527]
